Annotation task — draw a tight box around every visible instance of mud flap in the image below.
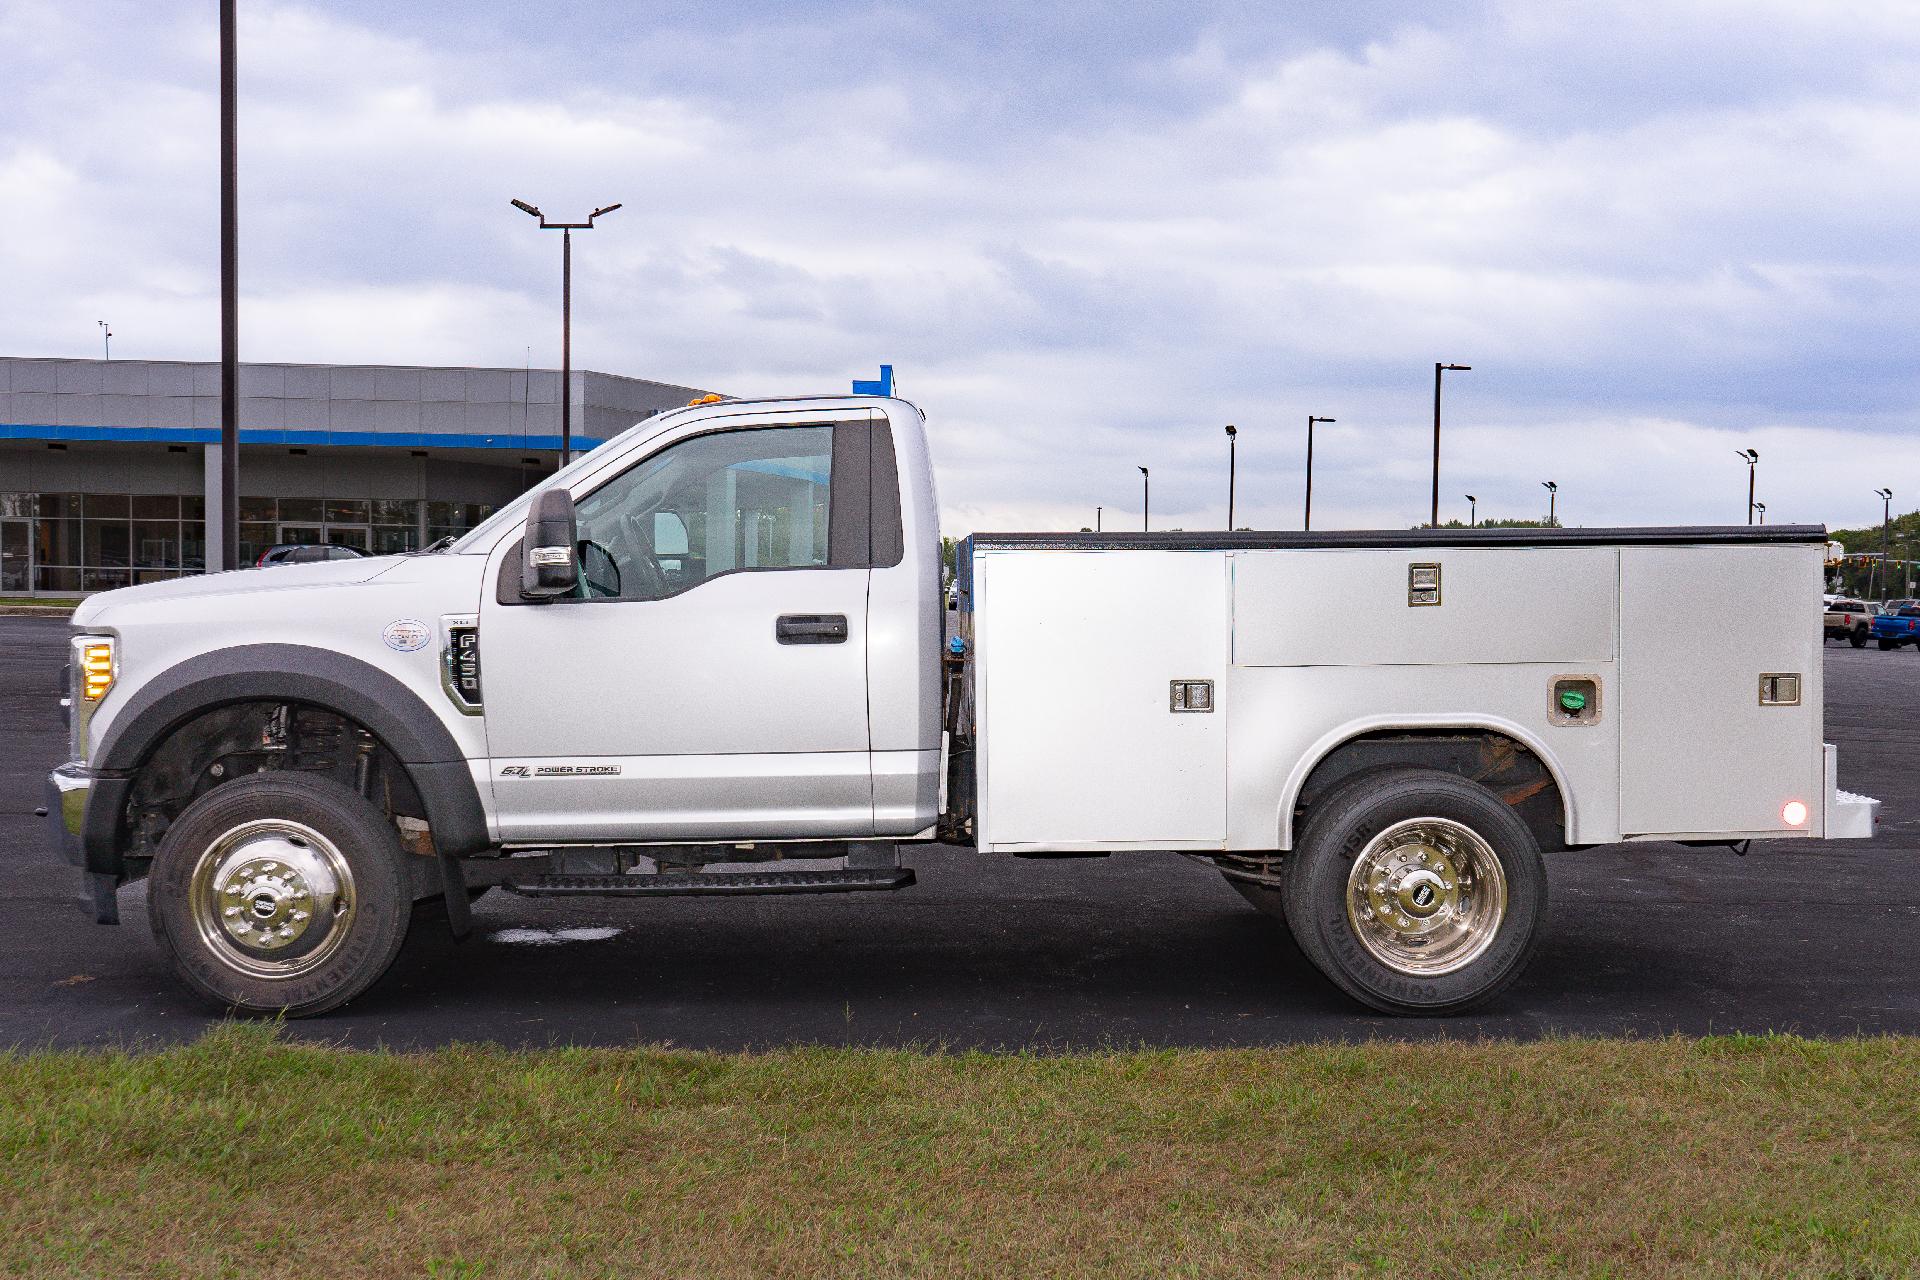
[438,849,472,940]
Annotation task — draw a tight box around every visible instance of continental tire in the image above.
[148,773,412,1017]
[1281,768,1547,1015]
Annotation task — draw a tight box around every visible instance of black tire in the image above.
[1281,768,1548,1015]
[148,773,413,1017]
[1849,629,1867,648]
[1878,638,1895,650]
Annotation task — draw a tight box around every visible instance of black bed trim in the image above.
[965,524,1827,553]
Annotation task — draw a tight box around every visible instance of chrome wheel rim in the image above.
[1345,817,1507,977]
[188,819,356,980]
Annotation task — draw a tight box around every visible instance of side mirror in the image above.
[521,488,579,600]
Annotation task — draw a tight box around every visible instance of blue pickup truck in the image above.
[1871,605,1920,649]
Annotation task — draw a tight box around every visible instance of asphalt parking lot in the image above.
[2,615,1915,1049]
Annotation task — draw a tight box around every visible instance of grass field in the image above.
[3,1026,1916,1278]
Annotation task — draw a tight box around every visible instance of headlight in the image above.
[70,635,116,763]
[79,638,116,703]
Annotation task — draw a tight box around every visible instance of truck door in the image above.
[478,416,884,843]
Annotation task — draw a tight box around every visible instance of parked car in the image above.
[1823,597,1872,646]
[256,544,369,567]
[1870,605,1920,650]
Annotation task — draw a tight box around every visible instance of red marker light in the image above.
[1782,801,1808,827]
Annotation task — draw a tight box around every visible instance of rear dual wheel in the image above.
[1231,769,1548,1015]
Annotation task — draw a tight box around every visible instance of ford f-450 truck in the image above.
[45,395,1879,1017]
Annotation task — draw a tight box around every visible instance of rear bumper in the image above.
[1823,744,1878,840]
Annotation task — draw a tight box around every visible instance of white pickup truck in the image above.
[44,394,1878,1017]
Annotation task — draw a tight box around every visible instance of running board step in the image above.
[503,867,915,898]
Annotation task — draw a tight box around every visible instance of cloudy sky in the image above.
[3,0,1917,534]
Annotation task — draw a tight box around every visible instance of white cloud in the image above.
[1,0,1917,535]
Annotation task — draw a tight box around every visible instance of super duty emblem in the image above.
[498,764,622,778]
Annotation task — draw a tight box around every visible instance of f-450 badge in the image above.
[499,764,622,778]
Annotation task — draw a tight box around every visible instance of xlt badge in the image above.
[499,764,622,778]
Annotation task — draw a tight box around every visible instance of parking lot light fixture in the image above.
[1139,466,1149,532]
[1432,364,1470,527]
[1874,488,1894,598]
[1754,501,1766,525]
[1542,480,1558,525]
[1465,494,1477,527]
[1224,425,1237,530]
[510,197,622,465]
[1737,449,1759,523]
[1305,416,1335,531]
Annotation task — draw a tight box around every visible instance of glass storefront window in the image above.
[82,567,130,591]
[36,517,81,568]
[372,527,415,555]
[134,521,180,568]
[83,520,132,569]
[4,488,509,595]
[237,523,276,567]
[181,522,206,571]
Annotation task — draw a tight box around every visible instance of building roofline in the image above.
[0,353,713,393]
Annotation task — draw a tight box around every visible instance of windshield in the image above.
[450,411,688,552]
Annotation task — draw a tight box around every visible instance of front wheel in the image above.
[1281,769,1548,1015]
[148,773,413,1017]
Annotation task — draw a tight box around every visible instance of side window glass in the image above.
[573,425,834,601]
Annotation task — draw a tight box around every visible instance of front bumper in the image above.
[44,763,90,867]
[44,763,119,923]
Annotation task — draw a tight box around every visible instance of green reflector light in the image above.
[1560,689,1588,713]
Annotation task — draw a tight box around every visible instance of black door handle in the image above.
[776,613,849,644]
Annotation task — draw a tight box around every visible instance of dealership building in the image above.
[0,356,712,595]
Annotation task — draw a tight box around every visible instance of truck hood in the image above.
[73,554,417,627]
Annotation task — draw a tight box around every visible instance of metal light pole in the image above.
[1753,501,1766,526]
[218,0,239,570]
[1139,466,1149,532]
[1095,506,1102,532]
[1736,449,1759,523]
[1874,488,1893,600]
[1304,415,1334,531]
[97,321,112,360]
[510,199,622,465]
[1542,480,1557,526]
[1224,425,1237,530]
[1464,494,1476,527]
[1432,364,1470,527]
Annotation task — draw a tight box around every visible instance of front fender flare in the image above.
[85,644,487,875]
